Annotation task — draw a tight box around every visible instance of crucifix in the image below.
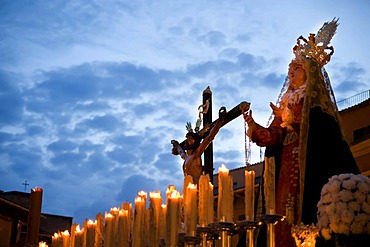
[22,180,30,192]
[172,86,250,184]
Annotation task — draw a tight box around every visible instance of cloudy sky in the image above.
[1,0,369,226]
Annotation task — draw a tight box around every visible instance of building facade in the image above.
[0,191,72,247]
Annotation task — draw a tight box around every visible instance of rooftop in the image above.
[337,89,370,111]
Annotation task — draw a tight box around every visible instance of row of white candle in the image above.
[51,164,263,246]
[218,164,258,221]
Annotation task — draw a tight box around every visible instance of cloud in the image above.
[168,26,184,36]
[117,174,158,203]
[329,62,368,99]
[80,115,120,132]
[47,140,79,153]
[106,146,137,165]
[0,71,24,125]
[198,31,227,47]
[50,152,87,167]
[83,150,115,173]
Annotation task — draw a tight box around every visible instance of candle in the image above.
[74,225,84,247]
[159,204,167,244]
[132,195,145,247]
[145,208,150,246]
[184,183,198,236]
[84,219,96,247]
[39,241,48,247]
[149,191,162,246]
[217,164,234,222]
[138,190,147,203]
[198,173,214,226]
[121,202,132,244]
[166,190,180,247]
[117,209,130,247]
[62,230,70,247]
[70,224,77,247]
[166,185,177,206]
[104,212,115,247]
[121,202,133,220]
[52,232,62,247]
[245,170,255,221]
[26,188,43,247]
[95,213,104,247]
[111,207,120,245]
[183,175,193,202]
[138,191,149,246]
[51,233,57,247]
[264,157,276,214]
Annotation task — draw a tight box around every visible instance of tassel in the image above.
[286,193,295,225]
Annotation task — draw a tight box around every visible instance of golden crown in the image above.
[293,18,339,66]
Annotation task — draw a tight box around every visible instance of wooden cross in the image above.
[178,86,250,183]
[22,180,29,192]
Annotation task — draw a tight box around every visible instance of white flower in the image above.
[328,214,339,225]
[338,189,353,202]
[338,174,351,180]
[331,222,340,233]
[340,210,354,225]
[326,179,341,194]
[362,196,370,214]
[321,193,333,204]
[353,190,366,204]
[337,223,350,234]
[348,201,360,212]
[317,173,370,240]
[354,213,368,226]
[336,201,347,211]
[351,223,364,235]
[358,179,370,193]
[326,203,336,216]
[342,178,356,190]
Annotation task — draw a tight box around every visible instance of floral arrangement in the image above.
[291,222,319,247]
[317,173,370,240]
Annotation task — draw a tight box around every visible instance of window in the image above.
[353,125,370,143]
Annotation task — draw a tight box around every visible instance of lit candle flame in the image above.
[138,191,147,198]
[61,230,69,236]
[135,196,144,202]
[150,191,161,198]
[119,209,128,216]
[219,164,229,173]
[105,212,114,219]
[87,219,96,225]
[39,241,48,247]
[166,185,177,194]
[110,206,119,211]
[75,224,82,233]
[168,185,176,190]
[209,182,214,188]
[110,207,120,215]
[187,183,197,190]
[169,190,180,198]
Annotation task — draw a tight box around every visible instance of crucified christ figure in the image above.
[171,106,227,184]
